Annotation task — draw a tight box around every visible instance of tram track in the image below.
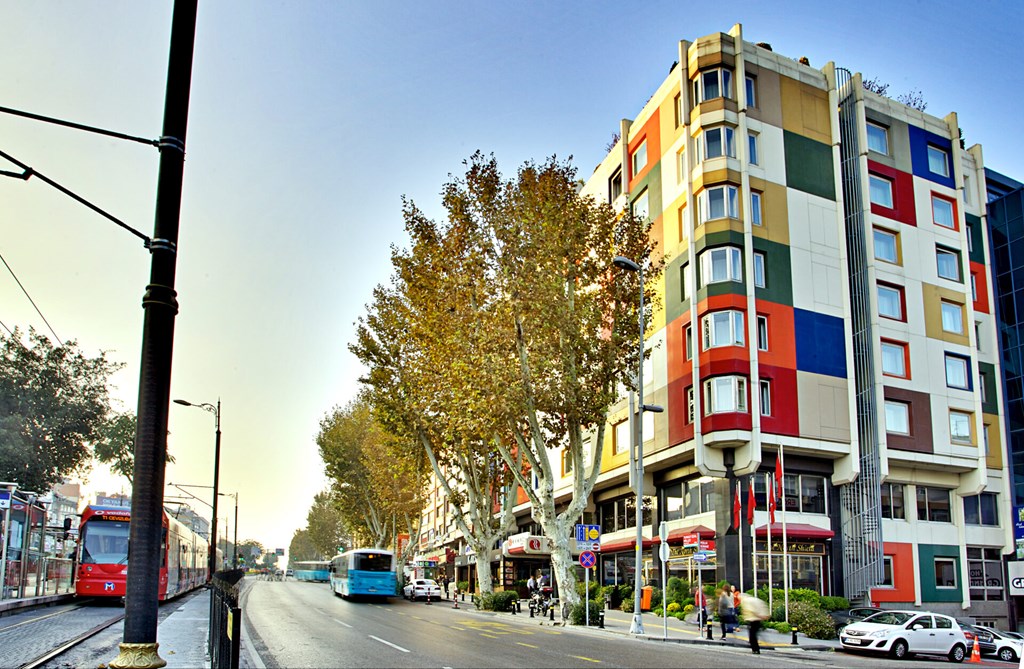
[18,611,124,669]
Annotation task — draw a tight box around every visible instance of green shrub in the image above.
[569,600,604,626]
[787,601,836,640]
[819,596,850,612]
[650,586,663,610]
[680,597,694,609]
[602,585,620,609]
[666,602,681,613]
[771,604,787,622]
[621,597,634,613]
[477,590,519,612]
[788,588,821,608]
[674,611,687,621]
[653,605,664,617]
[765,621,792,634]
[682,604,694,616]
[618,585,633,606]
[457,580,469,593]
[666,577,689,605]
[576,580,601,600]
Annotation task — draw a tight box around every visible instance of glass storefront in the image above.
[754,553,828,593]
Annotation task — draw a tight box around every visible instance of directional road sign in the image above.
[579,550,597,568]
[693,551,709,563]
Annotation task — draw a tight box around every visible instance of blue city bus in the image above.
[292,560,330,582]
[330,548,396,599]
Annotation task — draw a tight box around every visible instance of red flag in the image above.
[775,451,784,498]
[733,483,741,529]
[768,477,777,525]
[747,479,756,525]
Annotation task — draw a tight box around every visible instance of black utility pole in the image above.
[111,2,197,668]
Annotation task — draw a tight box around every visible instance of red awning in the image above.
[754,522,834,539]
[665,525,715,544]
[600,537,656,553]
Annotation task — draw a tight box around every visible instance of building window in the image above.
[874,227,898,263]
[932,194,956,229]
[685,326,693,360]
[613,420,629,455]
[949,410,973,443]
[979,371,987,402]
[881,339,909,378]
[673,93,682,128]
[757,315,768,351]
[881,556,895,587]
[971,273,977,301]
[745,75,756,108]
[941,300,964,334]
[632,139,648,176]
[964,493,999,526]
[869,174,894,208]
[608,167,623,203]
[967,547,1003,601]
[686,387,694,423]
[884,400,910,435]
[693,67,733,103]
[748,132,759,165]
[703,126,736,159]
[698,184,740,223]
[867,122,889,155]
[751,191,763,226]
[967,220,975,252]
[877,283,905,320]
[702,311,745,349]
[936,246,961,281]
[753,251,766,288]
[632,188,649,221]
[927,145,950,177]
[796,474,826,514]
[880,482,906,520]
[703,376,748,414]
[917,486,952,522]
[562,448,573,476]
[944,354,970,390]
[934,557,958,588]
[700,246,743,284]
[680,263,690,301]
[759,379,771,417]
[663,477,715,518]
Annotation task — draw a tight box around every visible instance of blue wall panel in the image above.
[794,309,846,377]
[908,125,955,189]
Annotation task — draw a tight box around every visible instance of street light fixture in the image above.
[613,255,662,636]
[172,398,221,581]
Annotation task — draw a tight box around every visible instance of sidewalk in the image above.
[449,596,840,653]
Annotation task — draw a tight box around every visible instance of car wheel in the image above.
[948,644,966,663]
[999,647,1017,662]
[890,639,909,659]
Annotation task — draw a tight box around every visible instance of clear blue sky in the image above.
[1,1,1021,556]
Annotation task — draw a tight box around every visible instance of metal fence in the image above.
[1,557,74,599]
[209,569,244,669]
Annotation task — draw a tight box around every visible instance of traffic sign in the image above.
[579,550,597,568]
[693,552,709,563]
[659,543,670,562]
[0,491,9,510]
[575,524,600,542]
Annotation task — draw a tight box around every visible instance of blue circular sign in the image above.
[579,550,597,568]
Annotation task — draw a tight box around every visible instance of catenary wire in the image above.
[0,249,63,346]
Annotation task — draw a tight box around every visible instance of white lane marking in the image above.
[369,634,410,653]
[333,618,352,628]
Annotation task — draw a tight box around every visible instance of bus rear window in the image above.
[353,553,391,572]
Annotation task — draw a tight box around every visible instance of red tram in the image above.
[75,505,210,599]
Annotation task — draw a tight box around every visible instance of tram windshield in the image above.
[80,519,130,564]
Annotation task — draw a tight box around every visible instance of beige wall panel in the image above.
[749,179,791,246]
[779,76,831,144]
[798,372,852,442]
[744,65,783,128]
[921,283,971,346]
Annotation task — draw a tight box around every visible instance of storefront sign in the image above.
[1014,507,1024,560]
[1008,561,1024,596]
[756,540,825,555]
[0,491,9,510]
[504,532,552,555]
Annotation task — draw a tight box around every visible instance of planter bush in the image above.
[666,577,689,606]
[621,597,634,613]
[765,621,792,634]
[666,602,681,614]
[818,596,850,612]
[787,601,836,640]
[569,601,604,626]
[477,590,519,612]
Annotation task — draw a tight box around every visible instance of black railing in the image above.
[209,569,244,669]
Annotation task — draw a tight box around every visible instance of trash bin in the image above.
[641,585,653,611]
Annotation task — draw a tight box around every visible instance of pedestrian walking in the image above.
[739,593,770,655]
[718,586,734,639]
[693,586,708,628]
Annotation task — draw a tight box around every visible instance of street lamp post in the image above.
[613,255,663,636]
[173,398,220,580]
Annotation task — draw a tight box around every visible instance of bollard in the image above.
[426,592,432,605]
[791,626,799,645]
[706,622,713,640]
[452,596,459,609]
[549,605,555,621]
[511,600,517,615]
[529,601,535,618]
[598,611,605,629]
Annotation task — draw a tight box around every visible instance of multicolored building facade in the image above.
[417,24,1016,626]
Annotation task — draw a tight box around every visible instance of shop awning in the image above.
[665,524,715,544]
[600,537,656,553]
[754,522,834,539]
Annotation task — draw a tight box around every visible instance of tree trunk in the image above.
[475,552,494,594]
[550,536,578,611]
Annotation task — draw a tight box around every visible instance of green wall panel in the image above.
[966,213,985,265]
[665,250,692,325]
[783,131,836,201]
[752,237,794,306]
[918,543,962,603]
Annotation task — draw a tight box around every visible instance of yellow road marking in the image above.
[517,642,538,649]
[412,616,424,620]
[450,626,466,631]
[571,656,601,663]
[480,633,499,639]
[544,630,562,635]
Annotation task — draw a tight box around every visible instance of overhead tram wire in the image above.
[0,249,63,346]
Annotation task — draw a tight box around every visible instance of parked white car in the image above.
[403,579,442,601]
[976,626,1023,663]
[840,610,968,662]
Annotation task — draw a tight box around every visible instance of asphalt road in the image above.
[241,580,1009,668]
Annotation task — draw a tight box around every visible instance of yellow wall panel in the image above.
[779,76,831,144]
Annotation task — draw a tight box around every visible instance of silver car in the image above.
[840,610,968,662]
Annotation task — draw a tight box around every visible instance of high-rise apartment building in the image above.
[418,24,1014,625]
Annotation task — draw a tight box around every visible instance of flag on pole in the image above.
[733,482,741,530]
[774,453,784,498]
[768,477,777,525]
[747,478,756,525]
